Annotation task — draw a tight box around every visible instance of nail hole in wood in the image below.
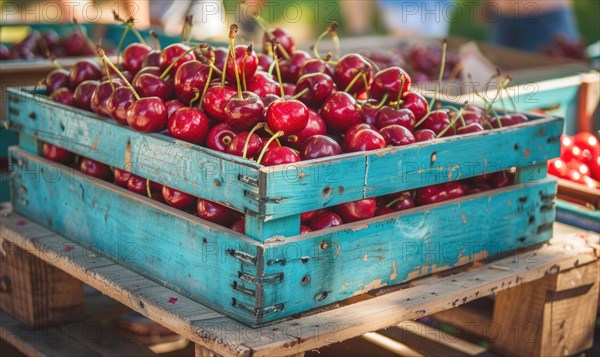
[232,281,238,289]
[430,152,437,163]
[315,291,328,301]
[320,242,328,250]
[528,215,535,225]
[202,237,208,243]
[338,186,344,195]
[28,112,36,120]
[59,122,65,132]
[213,179,221,187]
[300,257,310,264]
[139,301,144,309]
[301,275,311,286]
[231,298,238,307]
[322,186,333,196]
[514,144,519,150]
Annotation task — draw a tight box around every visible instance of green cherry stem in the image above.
[344,68,365,93]
[290,87,309,100]
[243,122,266,159]
[198,58,214,111]
[272,39,286,99]
[436,108,464,138]
[395,75,406,110]
[242,44,252,92]
[149,29,161,50]
[256,131,284,165]
[429,38,447,111]
[253,15,291,60]
[97,46,140,100]
[229,24,243,100]
[189,88,201,107]
[159,45,197,79]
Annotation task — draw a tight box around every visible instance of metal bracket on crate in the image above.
[231,298,285,319]
[238,271,283,286]
[225,248,257,266]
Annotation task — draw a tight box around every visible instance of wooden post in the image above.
[0,242,84,327]
[491,260,600,357]
[577,72,600,133]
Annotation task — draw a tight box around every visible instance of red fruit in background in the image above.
[45,69,70,95]
[456,123,485,135]
[256,53,273,71]
[445,181,466,199]
[207,123,236,152]
[174,60,210,104]
[388,192,415,211]
[300,58,334,77]
[279,50,311,84]
[91,79,123,116]
[122,43,152,74]
[345,128,387,152]
[107,87,135,125]
[127,175,162,196]
[42,143,75,164]
[225,45,258,85]
[266,99,309,136]
[374,107,416,131]
[160,43,196,73]
[334,198,377,222]
[114,168,132,188]
[197,199,236,226]
[167,107,210,145]
[127,97,168,133]
[380,125,415,147]
[400,91,429,122]
[50,87,74,106]
[370,67,411,103]
[416,183,449,205]
[261,146,301,166]
[133,73,173,99]
[72,80,99,111]
[321,92,363,133]
[309,211,344,231]
[375,207,395,216]
[80,158,112,181]
[547,158,569,179]
[573,132,600,159]
[566,160,591,177]
[301,135,343,160]
[69,60,102,89]
[247,72,280,98]
[589,156,600,181]
[162,186,196,210]
[333,54,373,95]
[263,27,295,59]
[286,109,327,149]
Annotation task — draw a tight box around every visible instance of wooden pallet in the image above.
[1,204,598,357]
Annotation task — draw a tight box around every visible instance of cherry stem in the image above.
[145,179,153,199]
[253,15,291,60]
[368,93,389,109]
[263,127,281,146]
[436,108,463,138]
[128,20,146,45]
[502,76,517,112]
[429,39,448,111]
[385,195,407,208]
[362,56,381,73]
[180,15,190,42]
[272,40,286,99]
[185,15,194,45]
[73,18,96,55]
[229,25,243,100]
[50,56,63,69]
[361,73,371,99]
[189,88,201,107]
[344,69,365,93]
[115,24,130,66]
[267,57,276,76]
[150,29,161,50]
[97,46,140,100]
[243,122,265,159]
[256,131,284,165]
[290,87,309,100]
[395,75,406,110]
[312,22,338,60]
[159,46,197,79]
[198,59,214,110]
[415,110,436,129]
[242,45,252,92]
[102,59,116,92]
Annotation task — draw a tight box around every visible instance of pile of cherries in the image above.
[0,28,99,61]
[548,132,600,189]
[38,20,529,233]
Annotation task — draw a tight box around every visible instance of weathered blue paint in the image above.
[556,199,600,232]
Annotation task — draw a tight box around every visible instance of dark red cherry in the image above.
[91,79,123,116]
[300,58,334,77]
[421,110,451,135]
[489,115,516,128]
[127,175,162,196]
[114,168,132,188]
[279,50,311,84]
[295,73,337,109]
[309,211,343,230]
[489,170,514,188]
[414,129,437,142]
[133,73,173,99]
[375,207,395,216]
[212,47,228,70]
[416,183,449,205]
[400,91,429,122]
[206,123,236,152]
[50,87,74,106]
[231,219,246,233]
[333,54,373,95]
[227,132,263,158]
[282,83,296,97]
[224,92,265,131]
[263,28,295,59]
[197,199,236,226]
[122,43,152,74]
[380,125,416,147]
[300,225,312,234]
[256,53,273,71]
[370,67,411,102]
[159,43,196,74]
[345,128,387,152]
[165,99,186,117]
[247,71,280,98]
[133,66,161,80]
[301,135,342,160]
[69,60,102,89]
[301,210,318,223]
[446,182,466,199]
[73,80,99,111]
[174,60,210,104]
[457,123,485,135]
[80,158,113,181]
[167,107,210,145]
[334,198,377,223]
[142,50,161,68]
[388,191,415,211]
[374,107,416,131]
[286,109,327,149]
[360,100,380,126]
[225,45,258,85]
[126,97,168,133]
[261,146,301,166]
[344,124,377,145]
[42,142,75,164]
[107,87,135,124]
[202,85,237,121]
[266,99,309,136]
[321,92,363,133]
[508,113,528,124]
[45,69,70,95]
[162,186,196,210]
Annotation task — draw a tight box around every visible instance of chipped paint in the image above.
[364,254,368,261]
[508,200,512,206]
[524,148,531,157]
[461,214,468,223]
[352,279,388,296]
[447,164,461,180]
[336,243,341,256]
[390,260,398,280]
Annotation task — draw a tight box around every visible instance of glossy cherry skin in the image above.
[266,99,309,136]
[107,87,135,125]
[457,123,485,135]
[69,60,102,90]
[279,50,311,84]
[508,113,528,124]
[374,107,416,131]
[261,146,301,166]
[256,53,273,71]
[45,69,70,95]
[165,99,186,117]
[489,115,515,128]
[286,109,327,149]
[370,67,411,102]
[334,198,377,223]
[345,124,377,145]
[202,86,237,121]
[197,199,236,226]
[224,92,265,131]
[320,92,363,133]
[489,171,514,188]
[133,73,173,99]
[227,132,263,158]
[301,135,343,160]
[225,45,258,85]
[206,123,236,152]
[300,225,312,234]
[375,207,395,216]
[420,110,451,135]
[142,50,161,67]
[159,43,196,74]
[167,107,210,145]
[61,30,92,56]
[263,27,295,59]
[414,129,437,142]
[400,91,429,122]
[212,47,228,70]
[360,100,380,126]
[91,79,123,116]
[309,211,344,230]
[388,192,415,211]
[301,210,318,223]
[345,128,387,152]
[162,186,197,210]
[133,66,161,80]
[295,73,337,109]
[573,132,600,159]
[417,182,465,205]
[380,125,416,147]
[230,219,246,233]
[80,158,113,181]
[50,87,74,106]
[113,168,132,188]
[247,71,280,98]
[283,83,296,97]
[333,54,373,95]
[122,43,152,73]
[73,80,99,111]
[126,97,168,133]
[174,60,210,104]
[42,143,75,164]
[127,175,162,196]
[300,58,334,77]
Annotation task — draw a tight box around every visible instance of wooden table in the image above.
[1,204,598,357]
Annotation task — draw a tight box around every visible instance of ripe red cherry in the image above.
[227,132,263,158]
[333,54,373,95]
[420,110,451,135]
[374,107,416,131]
[91,79,123,116]
[279,50,311,84]
[114,168,132,188]
[321,92,363,133]
[133,66,162,80]
[202,86,237,121]
[263,27,295,59]
[50,87,74,106]
[388,192,415,211]
[301,210,318,223]
[360,100,380,126]
[42,143,75,164]
[334,198,377,222]
[133,73,173,99]
[489,115,515,128]
[197,199,236,226]
[247,72,280,98]
[159,43,196,73]
[230,219,246,233]
[69,60,102,89]
[400,91,429,122]
[457,123,485,135]
[309,211,343,230]
[286,109,327,149]
[80,158,113,181]
[370,67,411,102]
[206,123,236,152]
[301,135,343,160]
[508,113,528,124]
[174,60,210,103]
[126,97,168,132]
[345,128,387,152]
[122,43,152,74]
[300,58,334,77]
[380,125,416,146]
[224,92,265,131]
[165,99,186,117]
[162,186,196,210]
[73,80,100,111]
[167,107,210,145]
[261,147,301,166]
[295,73,337,109]
[225,45,258,85]
[212,47,228,70]
[45,68,70,95]
[107,87,135,124]
[300,225,312,234]
[256,53,273,71]
[489,171,514,188]
[414,129,437,142]
[126,175,160,195]
[416,183,450,205]
[573,132,600,159]
[283,83,296,97]
[142,50,161,67]
[375,207,395,216]
[266,99,309,136]
[548,158,568,178]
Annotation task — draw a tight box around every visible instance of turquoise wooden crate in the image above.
[556,199,600,232]
[4,86,562,325]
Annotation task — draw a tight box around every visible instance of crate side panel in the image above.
[9,148,263,325]
[259,180,557,323]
